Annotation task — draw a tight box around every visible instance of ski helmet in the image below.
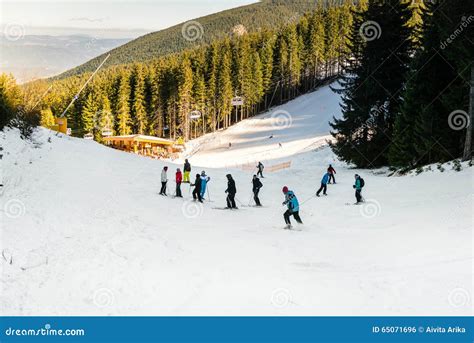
[282,186,289,193]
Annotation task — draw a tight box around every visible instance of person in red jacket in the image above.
[327,164,336,184]
[175,168,183,197]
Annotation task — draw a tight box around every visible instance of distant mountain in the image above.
[0,35,130,83]
[56,0,323,78]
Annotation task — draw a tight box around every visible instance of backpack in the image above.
[359,178,365,188]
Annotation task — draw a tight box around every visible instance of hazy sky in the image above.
[0,0,257,38]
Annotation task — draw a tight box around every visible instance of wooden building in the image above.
[103,134,182,158]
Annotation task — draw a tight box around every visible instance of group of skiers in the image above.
[159,159,365,229]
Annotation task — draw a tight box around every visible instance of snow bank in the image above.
[1,85,472,316]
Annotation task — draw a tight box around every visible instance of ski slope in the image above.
[181,84,339,167]
[1,84,472,316]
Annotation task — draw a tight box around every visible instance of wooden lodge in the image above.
[103,134,183,159]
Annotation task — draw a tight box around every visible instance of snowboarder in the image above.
[316,172,330,197]
[282,186,302,228]
[183,159,191,183]
[159,166,168,196]
[256,162,264,178]
[225,174,237,209]
[191,173,203,203]
[200,171,210,199]
[175,168,183,198]
[252,175,263,206]
[353,174,364,204]
[327,164,336,184]
[228,142,232,149]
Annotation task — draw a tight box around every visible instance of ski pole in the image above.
[235,197,245,206]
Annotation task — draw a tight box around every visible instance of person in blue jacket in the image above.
[316,172,330,196]
[282,186,302,228]
[200,171,210,199]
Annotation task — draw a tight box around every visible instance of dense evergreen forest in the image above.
[14,0,361,142]
[1,0,472,170]
[331,0,473,168]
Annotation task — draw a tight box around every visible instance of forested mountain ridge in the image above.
[56,0,330,79]
[23,0,359,143]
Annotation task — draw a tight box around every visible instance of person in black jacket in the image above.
[191,173,203,203]
[252,175,263,206]
[183,159,191,183]
[225,174,237,209]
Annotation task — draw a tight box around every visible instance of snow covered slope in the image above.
[181,83,340,168]
[1,84,472,316]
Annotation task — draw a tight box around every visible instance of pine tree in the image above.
[307,8,326,85]
[216,40,233,127]
[0,73,22,128]
[177,55,194,140]
[390,0,473,166]
[131,64,148,134]
[116,71,132,135]
[206,42,219,130]
[330,0,413,167]
[250,50,264,110]
[81,92,98,136]
[258,30,275,108]
[40,107,55,128]
[98,95,114,140]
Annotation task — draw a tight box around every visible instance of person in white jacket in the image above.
[159,166,168,195]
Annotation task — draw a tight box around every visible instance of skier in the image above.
[353,174,364,204]
[282,186,302,228]
[159,166,168,196]
[175,168,183,198]
[327,164,336,184]
[256,162,264,178]
[191,173,203,203]
[225,174,237,209]
[200,171,211,199]
[252,175,263,207]
[183,159,191,183]
[316,172,330,197]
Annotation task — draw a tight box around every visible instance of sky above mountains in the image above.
[1,0,257,38]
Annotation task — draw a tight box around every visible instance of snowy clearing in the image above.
[0,84,472,316]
